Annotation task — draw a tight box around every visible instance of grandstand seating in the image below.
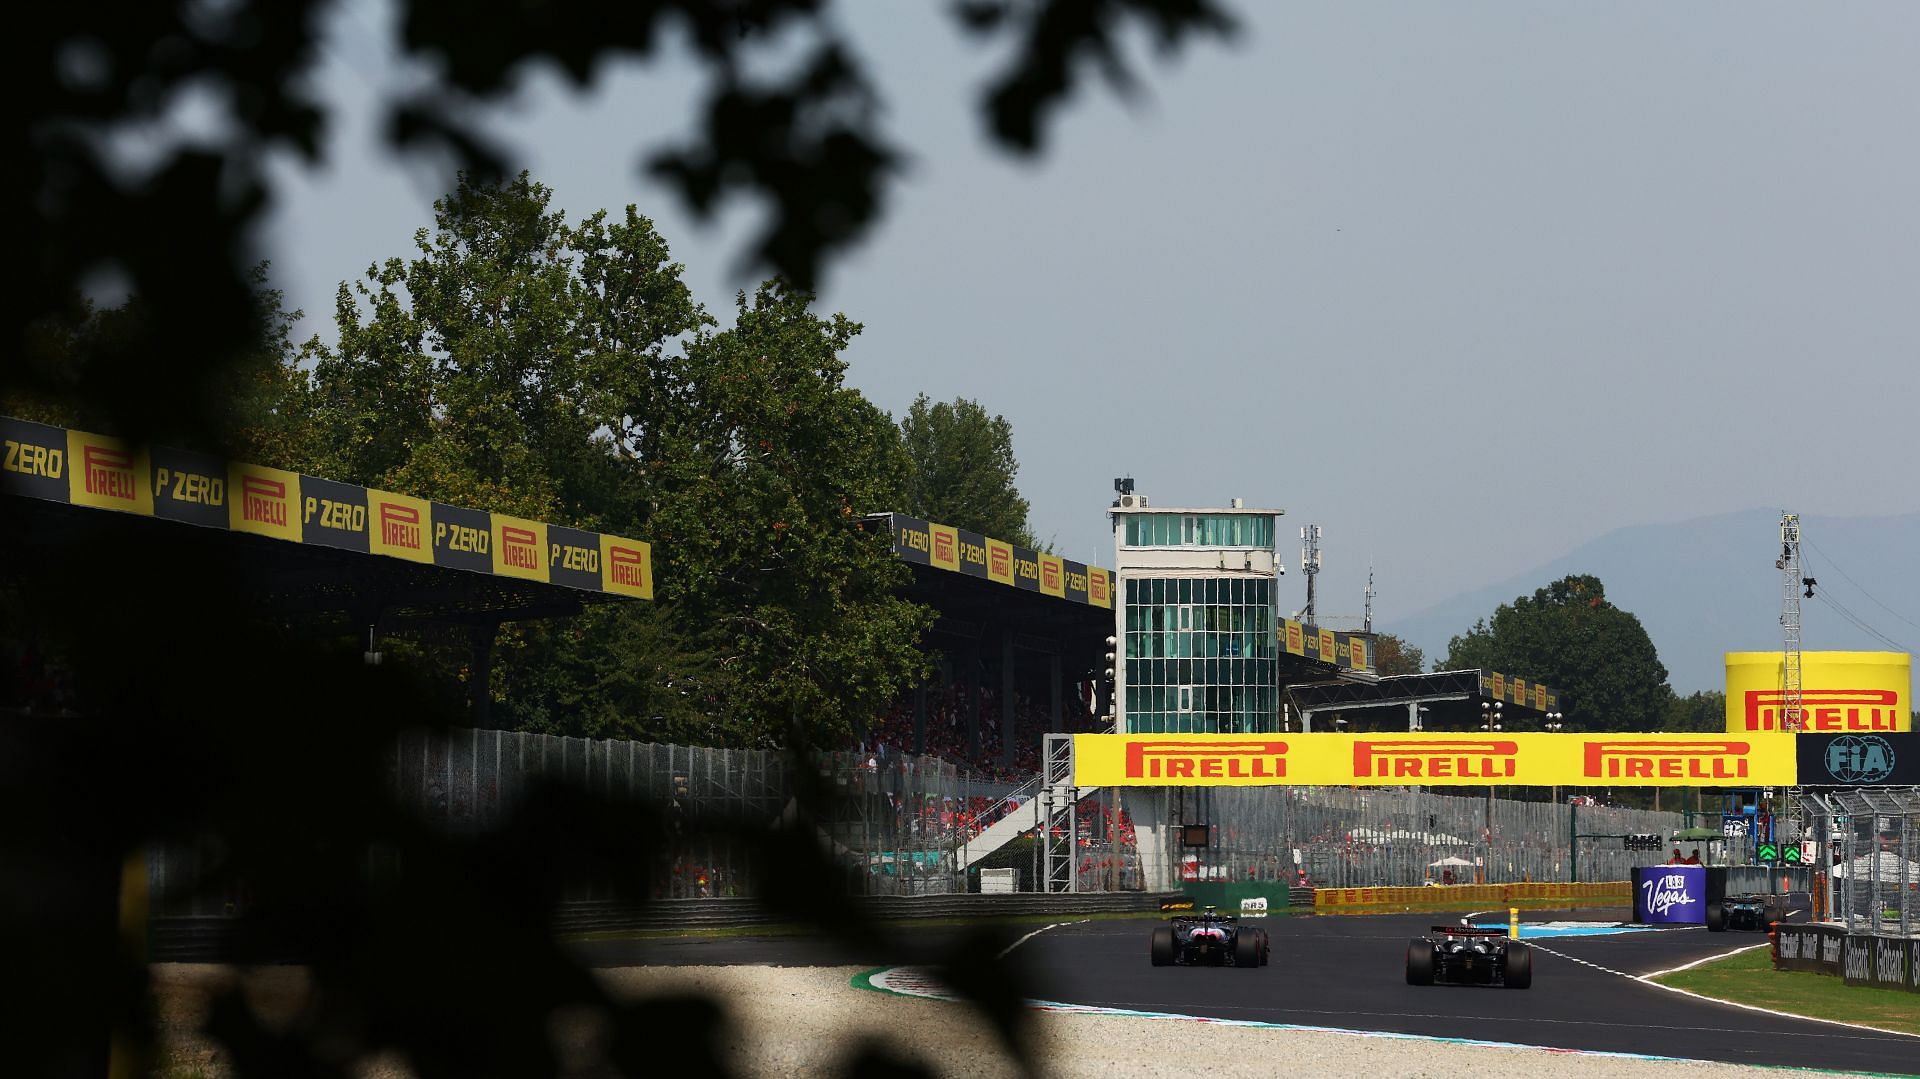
[862,684,1103,782]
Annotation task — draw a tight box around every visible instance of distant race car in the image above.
[1706,893,1783,932]
[1405,926,1531,989]
[1150,908,1270,967]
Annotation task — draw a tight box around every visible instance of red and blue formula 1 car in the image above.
[1405,926,1531,988]
[1150,908,1269,967]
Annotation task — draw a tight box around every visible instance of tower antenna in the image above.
[1776,513,1816,732]
[1300,525,1322,622]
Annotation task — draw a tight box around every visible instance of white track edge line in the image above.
[997,919,1085,960]
[1521,941,1920,1042]
[1638,942,1770,980]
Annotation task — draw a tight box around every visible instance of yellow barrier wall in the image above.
[1312,881,1630,911]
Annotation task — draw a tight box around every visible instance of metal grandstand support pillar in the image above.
[1049,651,1062,731]
[966,644,982,761]
[1002,633,1017,771]
[912,682,927,755]
[1042,733,1078,892]
[467,621,498,726]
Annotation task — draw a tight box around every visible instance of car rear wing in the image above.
[1430,926,1507,937]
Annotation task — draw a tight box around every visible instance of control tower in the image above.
[1109,486,1284,734]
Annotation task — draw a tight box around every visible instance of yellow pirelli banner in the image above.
[1725,651,1910,733]
[1073,732,1798,787]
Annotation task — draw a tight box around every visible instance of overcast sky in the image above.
[261,2,1920,630]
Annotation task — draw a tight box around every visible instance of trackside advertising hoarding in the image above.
[1072,733,1798,787]
[1,416,653,600]
[1276,617,1375,674]
[886,512,1113,610]
[1724,651,1911,733]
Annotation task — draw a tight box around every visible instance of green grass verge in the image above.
[558,907,1270,943]
[1652,946,1920,1036]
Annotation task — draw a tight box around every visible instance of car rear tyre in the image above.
[1234,930,1262,968]
[1705,902,1726,932]
[1406,940,1435,986]
[1505,943,1532,989]
[1151,925,1175,966]
[1258,928,1271,966]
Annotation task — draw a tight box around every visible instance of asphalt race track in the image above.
[576,908,1919,1075]
[1014,910,1918,1075]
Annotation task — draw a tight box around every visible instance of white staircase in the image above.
[956,782,1100,871]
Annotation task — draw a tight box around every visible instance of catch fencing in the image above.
[154,728,1706,916]
[1113,785,1685,891]
[1803,788,1920,939]
[152,729,1025,913]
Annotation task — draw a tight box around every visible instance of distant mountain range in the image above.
[1387,508,1920,695]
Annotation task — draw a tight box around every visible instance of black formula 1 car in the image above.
[1150,908,1269,967]
[1706,893,1783,932]
[1405,926,1531,989]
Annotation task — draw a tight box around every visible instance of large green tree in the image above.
[645,284,928,745]
[1370,632,1426,677]
[302,173,702,530]
[298,174,926,745]
[1442,574,1672,731]
[8,267,310,464]
[899,394,1037,546]
[1665,690,1726,733]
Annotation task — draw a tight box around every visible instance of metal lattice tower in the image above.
[1300,525,1322,621]
[1040,733,1078,892]
[1777,513,1804,733]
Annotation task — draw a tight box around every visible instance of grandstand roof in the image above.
[1286,668,1564,715]
[877,513,1114,612]
[2,416,651,628]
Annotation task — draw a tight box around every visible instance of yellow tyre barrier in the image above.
[1312,881,1630,912]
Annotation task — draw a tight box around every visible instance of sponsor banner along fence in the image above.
[885,512,1113,609]
[1774,925,1919,993]
[1725,651,1911,733]
[2,416,652,600]
[1075,733,1798,787]
[1312,881,1630,912]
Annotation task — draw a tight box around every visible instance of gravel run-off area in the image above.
[149,962,1885,1079]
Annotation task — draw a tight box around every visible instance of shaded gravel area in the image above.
[149,963,1890,1078]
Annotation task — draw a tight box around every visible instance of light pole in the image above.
[1542,712,1564,805]
[1481,701,1502,882]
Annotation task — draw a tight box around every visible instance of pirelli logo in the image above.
[988,545,1012,579]
[83,444,137,501]
[379,502,423,550]
[1742,690,1902,732]
[932,528,956,565]
[500,525,540,571]
[1124,740,1287,780]
[1584,740,1750,781]
[241,475,288,527]
[608,544,647,589]
[1354,739,1518,780]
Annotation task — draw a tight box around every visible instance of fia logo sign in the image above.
[1825,735,1895,784]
